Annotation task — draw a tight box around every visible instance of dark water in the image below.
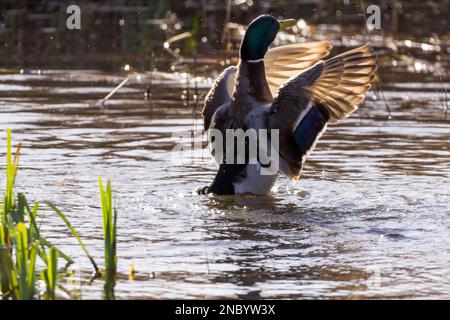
[0,59,449,299]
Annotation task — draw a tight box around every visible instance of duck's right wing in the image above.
[301,44,377,123]
[202,66,236,131]
[268,44,377,180]
[264,41,332,96]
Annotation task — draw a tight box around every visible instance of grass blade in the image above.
[45,247,58,300]
[41,201,99,274]
[99,177,117,300]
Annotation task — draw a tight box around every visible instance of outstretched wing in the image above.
[264,41,332,96]
[303,44,377,123]
[202,66,236,131]
[268,44,377,180]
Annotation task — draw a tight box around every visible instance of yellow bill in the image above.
[278,19,297,30]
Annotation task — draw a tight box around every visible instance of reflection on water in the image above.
[0,62,449,299]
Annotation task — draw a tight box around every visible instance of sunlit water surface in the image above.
[0,65,449,299]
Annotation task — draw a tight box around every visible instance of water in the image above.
[0,63,449,299]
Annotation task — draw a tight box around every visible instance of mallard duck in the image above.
[199,14,377,195]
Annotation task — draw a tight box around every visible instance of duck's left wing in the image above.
[202,66,236,131]
[264,41,332,96]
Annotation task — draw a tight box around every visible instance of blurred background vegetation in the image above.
[0,0,448,70]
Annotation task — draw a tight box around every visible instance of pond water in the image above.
[0,57,449,299]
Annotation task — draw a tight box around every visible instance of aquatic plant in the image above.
[99,177,117,300]
[41,247,58,300]
[0,129,98,299]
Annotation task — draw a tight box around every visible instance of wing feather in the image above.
[303,44,377,123]
[265,41,332,96]
[267,44,377,180]
[202,66,236,131]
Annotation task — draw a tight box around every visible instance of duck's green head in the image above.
[240,14,296,61]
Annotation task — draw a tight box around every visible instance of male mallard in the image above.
[199,14,377,195]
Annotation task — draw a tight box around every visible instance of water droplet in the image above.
[414,62,423,72]
[296,19,307,29]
